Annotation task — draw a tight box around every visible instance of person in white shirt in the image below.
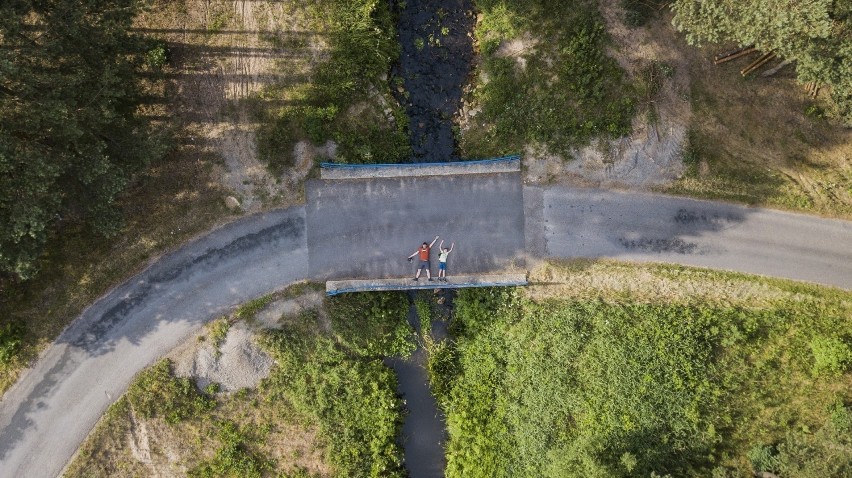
[437,239,454,282]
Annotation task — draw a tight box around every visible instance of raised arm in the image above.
[429,235,439,247]
[439,239,444,249]
[449,242,454,252]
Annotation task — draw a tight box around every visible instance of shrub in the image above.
[810,336,851,377]
[126,359,214,424]
[748,444,779,474]
[327,292,414,357]
[144,39,170,70]
[0,322,24,364]
[189,420,273,478]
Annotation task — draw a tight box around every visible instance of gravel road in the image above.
[1,180,850,477]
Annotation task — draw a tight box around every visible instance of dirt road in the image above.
[1,179,849,477]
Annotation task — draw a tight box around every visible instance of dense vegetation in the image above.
[0,0,167,279]
[257,0,410,170]
[433,287,852,477]
[460,0,635,158]
[672,0,852,125]
[261,291,414,477]
[68,289,415,477]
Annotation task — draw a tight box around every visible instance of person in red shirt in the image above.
[407,235,439,281]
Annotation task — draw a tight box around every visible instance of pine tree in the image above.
[0,0,165,279]
[671,0,852,124]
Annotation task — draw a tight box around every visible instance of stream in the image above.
[385,296,451,478]
[386,1,476,474]
[392,0,476,162]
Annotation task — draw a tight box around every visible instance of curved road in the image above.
[1,182,850,477]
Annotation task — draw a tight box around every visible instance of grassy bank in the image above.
[431,261,852,477]
[459,0,635,158]
[67,288,415,477]
[661,45,852,217]
[256,0,410,170]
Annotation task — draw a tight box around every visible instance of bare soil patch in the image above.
[520,3,851,218]
[524,0,690,189]
[136,0,329,211]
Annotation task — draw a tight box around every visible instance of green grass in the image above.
[67,288,414,477]
[125,359,215,425]
[460,0,635,158]
[260,291,414,477]
[434,268,852,477]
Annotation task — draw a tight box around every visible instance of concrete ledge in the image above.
[326,273,528,296]
[320,155,520,179]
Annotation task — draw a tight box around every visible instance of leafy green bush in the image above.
[462,1,635,157]
[750,404,852,477]
[144,39,170,70]
[256,0,408,171]
[0,322,24,364]
[263,334,405,477]
[260,292,413,477]
[414,294,432,334]
[126,359,214,424]
[328,291,414,357]
[748,444,779,474]
[190,420,273,478]
[810,336,851,376]
[425,338,457,402]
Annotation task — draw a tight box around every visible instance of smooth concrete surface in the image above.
[531,186,852,289]
[305,173,527,280]
[321,157,520,179]
[326,273,528,295]
[2,178,851,478]
[0,208,309,478]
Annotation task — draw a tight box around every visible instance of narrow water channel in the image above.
[386,1,476,474]
[385,300,450,477]
[392,0,476,162]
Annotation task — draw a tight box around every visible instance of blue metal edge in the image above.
[320,154,521,170]
[326,280,528,296]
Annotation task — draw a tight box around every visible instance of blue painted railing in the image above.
[326,278,528,296]
[320,154,521,170]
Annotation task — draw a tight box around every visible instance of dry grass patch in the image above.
[66,389,331,478]
[526,259,851,308]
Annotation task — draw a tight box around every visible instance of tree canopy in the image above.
[671,0,852,124]
[0,0,165,279]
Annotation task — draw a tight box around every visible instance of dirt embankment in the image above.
[522,1,690,189]
[137,0,328,212]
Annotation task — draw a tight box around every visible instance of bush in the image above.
[0,322,24,364]
[190,420,273,478]
[256,0,408,169]
[259,292,414,477]
[810,336,851,377]
[144,39,170,70]
[748,444,779,474]
[327,291,414,357]
[438,286,852,478]
[461,1,636,157]
[126,359,214,424]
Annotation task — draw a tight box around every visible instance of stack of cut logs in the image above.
[715,45,819,97]
[804,82,820,98]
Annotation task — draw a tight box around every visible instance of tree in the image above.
[0,0,165,279]
[671,0,852,124]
